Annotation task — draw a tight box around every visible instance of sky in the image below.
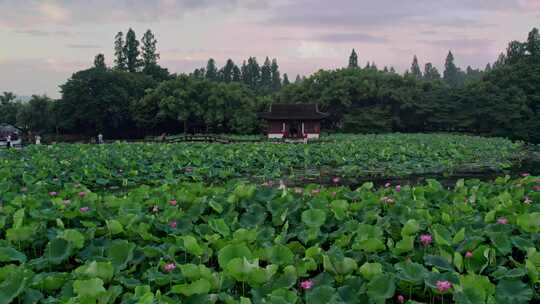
[0,0,539,98]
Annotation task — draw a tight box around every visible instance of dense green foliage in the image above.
[0,134,527,189]
[0,168,539,303]
[1,28,539,143]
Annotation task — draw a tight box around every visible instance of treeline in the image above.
[1,28,539,142]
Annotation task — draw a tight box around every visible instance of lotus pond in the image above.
[1,133,539,303]
[0,134,531,191]
[1,176,540,303]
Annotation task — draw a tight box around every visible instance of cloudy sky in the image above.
[1,0,539,98]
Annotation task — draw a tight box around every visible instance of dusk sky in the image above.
[1,0,539,98]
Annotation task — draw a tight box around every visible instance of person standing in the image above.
[97,133,104,144]
[35,135,41,145]
[6,134,11,148]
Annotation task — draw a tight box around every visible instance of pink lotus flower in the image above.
[80,207,90,213]
[63,199,71,205]
[384,182,391,188]
[436,280,452,293]
[163,263,176,272]
[78,191,86,198]
[300,279,314,290]
[49,191,58,196]
[524,196,533,205]
[533,185,540,192]
[420,234,433,246]
[169,200,177,206]
[332,177,340,184]
[521,173,530,177]
[395,185,401,192]
[169,221,177,229]
[397,295,405,304]
[152,205,159,213]
[465,251,473,258]
[497,217,508,225]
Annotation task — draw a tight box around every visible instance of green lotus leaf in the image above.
[424,255,454,272]
[301,209,327,228]
[31,272,70,291]
[60,229,85,249]
[268,244,294,266]
[218,243,252,268]
[306,285,335,304]
[366,274,395,302]
[517,212,540,233]
[74,261,114,282]
[359,263,382,281]
[267,288,298,304]
[433,224,452,247]
[209,218,230,237]
[395,262,426,285]
[0,267,27,304]
[44,238,72,265]
[324,255,357,276]
[330,200,349,220]
[181,235,204,256]
[401,219,420,237]
[0,247,27,263]
[6,227,33,243]
[457,274,495,303]
[106,239,135,270]
[393,235,415,255]
[106,220,124,235]
[73,278,106,298]
[452,228,465,244]
[495,279,532,304]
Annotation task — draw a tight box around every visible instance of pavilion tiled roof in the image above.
[258,103,329,120]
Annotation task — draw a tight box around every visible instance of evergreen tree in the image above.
[205,59,218,81]
[282,73,290,86]
[114,31,127,70]
[124,28,141,72]
[526,27,540,59]
[232,65,241,82]
[141,29,159,69]
[271,58,281,91]
[348,49,359,68]
[365,62,371,69]
[295,74,302,84]
[423,63,441,81]
[389,67,396,73]
[485,63,492,72]
[443,51,459,86]
[241,61,248,83]
[383,66,389,73]
[222,59,235,83]
[260,57,272,90]
[94,54,106,69]
[410,55,422,79]
[370,62,378,71]
[493,53,507,68]
[245,57,261,89]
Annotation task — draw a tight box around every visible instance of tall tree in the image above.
[243,57,261,89]
[0,92,19,125]
[141,29,160,68]
[485,63,492,73]
[124,28,141,73]
[443,51,459,86]
[232,65,241,82]
[423,63,441,81]
[260,57,272,90]
[295,74,302,84]
[114,31,127,70]
[221,59,235,83]
[526,27,540,60]
[348,49,359,68]
[205,58,218,81]
[410,55,422,79]
[282,73,290,86]
[94,54,106,69]
[271,58,281,91]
